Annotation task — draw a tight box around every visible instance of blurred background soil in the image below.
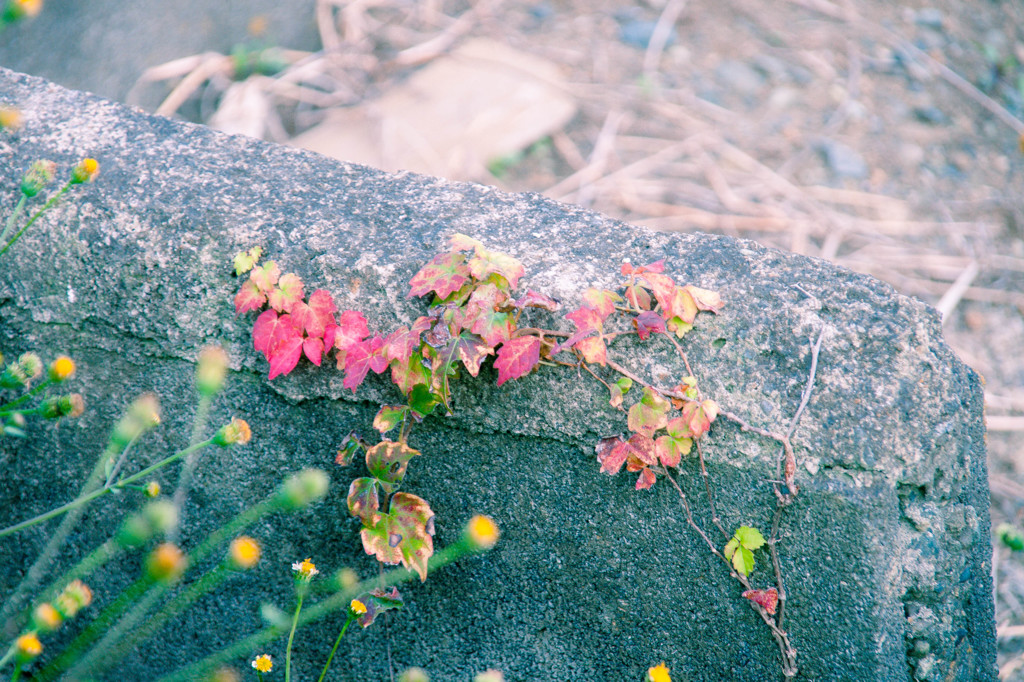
[3,0,1024,676]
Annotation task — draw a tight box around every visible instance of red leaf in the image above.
[596,437,630,475]
[447,333,494,377]
[343,335,386,391]
[635,467,657,490]
[268,272,304,313]
[515,290,560,312]
[234,279,266,315]
[250,261,280,293]
[633,311,666,340]
[253,309,286,356]
[333,310,370,365]
[303,336,324,366]
[574,336,607,365]
[638,272,678,316]
[292,289,337,337]
[742,588,778,615]
[494,336,541,386]
[468,249,526,289]
[383,317,431,363]
[407,252,471,299]
[566,305,606,332]
[625,432,658,466]
[268,335,303,379]
[581,288,619,318]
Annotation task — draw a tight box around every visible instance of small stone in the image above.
[817,139,869,179]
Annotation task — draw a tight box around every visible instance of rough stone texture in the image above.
[0,68,997,681]
[0,0,318,110]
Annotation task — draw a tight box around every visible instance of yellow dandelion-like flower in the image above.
[465,515,499,550]
[16,633,42,659]
[15,0,43,18]
[349,599,367,616]
[145,480,161,497]
[146,543,187,582]
[70,157,99,184]
[0,107,22,130]
[214,417,252,446]
[32,602,63,632]
[251,653,273,672]
[229,536,261,570]
[48,355,75,382]
[291,557,318,580]
[647,662,671,682]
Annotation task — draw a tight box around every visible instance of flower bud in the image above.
[464,515,499,551]
[48,355,75,382]
[70,157,99,184]
[196,345,229,397]
[20,160,56,197]
[117,499,177,548]
[335,567,359,591]
[3,0,43,21]
[18,352,42,379]
[213,417,251,447]
[146,543,187,583]
[228,536,261,570]
[349,599,367,616]
[146,480,161,497]
[111,393,160,449]
[276,468,329,510]
[54,579,92,618]
[31,602,63,633]
[41,393,84,419]
[398,668,430,682]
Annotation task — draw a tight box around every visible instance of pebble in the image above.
[817,138,869,179]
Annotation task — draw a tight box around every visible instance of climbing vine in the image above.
[233,233,823,678]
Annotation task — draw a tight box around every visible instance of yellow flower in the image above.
[465,515,499,550]
[15,0,43,17]
[214,417,252,446]
[145,480,161,497]
[70,157,100,184]
[647,662,671,682]
[31,603,63,632]
[15,632,42,659]
[349,599,367,616]
[54,579,93,618]
[251,654,273,672]
[0,107,22,130]
[48,355,75,382]
[291,557,318,580]
[146,543,188,582]
[229,536,261,569]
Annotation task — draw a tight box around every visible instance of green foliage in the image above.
[724,526,766,577]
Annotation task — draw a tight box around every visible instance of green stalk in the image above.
[0,182,71,259]
[0,378,52,414]
[0,644,14,671]
[284,590,305,682]
[317,614,356,682]
[0,194,27,247]
[64,586,165,679]
[38,538,121,606]
[169,393,213,543]
[156,539,477,682]
[0,438,215,538]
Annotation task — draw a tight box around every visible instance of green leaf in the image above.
[408,383,440,417]
[347,477,380,526]
[373,406,408,434]
[233,246,263,276]
[735,526,766,551]
[365,441,421,493]
[732,546,755,576]
[627,387,670,437]
[335,432,362,466]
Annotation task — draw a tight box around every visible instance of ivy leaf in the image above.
[373,406,408,434]
[408,383,441,417]
[366,441,421,493]
[634,467,657,491]
[343,335,386,391]
[627,388,670,437]
[336,432,362,466]
[383,317,431,364]
[390,351,430,396]
[253,310,303,378]
[678,399,719,439]
[514,290,560,312]
[360,493,435,581]
[268,335,303,379]
[291,289,337,338]
[333,310,371,365]
[494,336,541,386]
[624,432,658,467]
[233,246,263,276]
[234,279,266,315]
[655,433,692,467]
[470,309,513,348]
[633,311,666,340]
[408,252,471,299]
[356,587,404,628]
[684,285,724,313]
[638,272,678,316]
[575,336,607,365]
[268,272,304,313]
[725,526,765,577]
[347,477,380,526]
[668,286,698,324]
[621,260,664,276]
[442,332,493,377]
[608,376,633,409]
[742,588,778,615]
[666,317,694,339]
[581,288,620,318]
[596,436,630,475]
[448,232,484,252]
[623,283,652,310]
[302,336,324,366]
[250,261,281,293]
[734,526,766,551]
[468,249,526,290]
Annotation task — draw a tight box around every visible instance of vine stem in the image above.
[0,182,71,258]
